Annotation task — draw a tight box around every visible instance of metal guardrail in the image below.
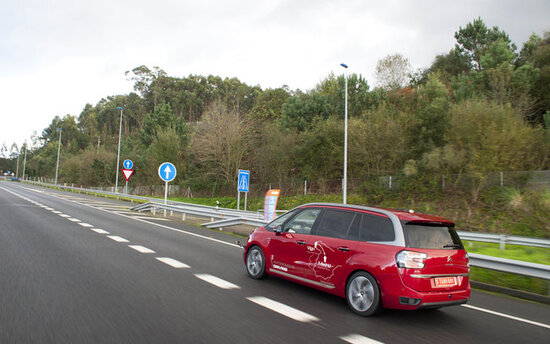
[458,231,550,249]
[469,254,550,280]
[19,180,550,281]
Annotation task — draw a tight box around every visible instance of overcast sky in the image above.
[1,0,549,150]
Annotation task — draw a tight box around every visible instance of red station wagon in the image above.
[244,203,470,316]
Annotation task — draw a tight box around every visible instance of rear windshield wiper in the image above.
[443,244,461,249]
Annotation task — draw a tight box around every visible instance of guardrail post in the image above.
[182,213,186,221]
[499,234,507,250]
[152,207,156,215]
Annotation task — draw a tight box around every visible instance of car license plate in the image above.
[432,276,458,288]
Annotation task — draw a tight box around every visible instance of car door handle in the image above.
[296,240,306,245]
[338,246,350,252]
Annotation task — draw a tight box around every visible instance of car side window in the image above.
[360,213,395,242]
[283,208,321,235]
[266,210,297,231]
[315,209,356,239]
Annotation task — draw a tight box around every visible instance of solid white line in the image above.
[246,296,320,323]
[91,228,109,234]
[128,245,156,254]
[77,223,94,227]
[107,235,129,243]
[68,218,81,222]
[156,257,190,269]
[194,274,241,290]
[340,334,384,344]
[461,304,550,329]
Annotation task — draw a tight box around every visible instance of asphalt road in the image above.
[1,181,549,343]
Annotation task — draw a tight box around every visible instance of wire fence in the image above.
[25,170,550,199]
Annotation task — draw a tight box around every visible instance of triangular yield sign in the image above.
[122,169,134,181]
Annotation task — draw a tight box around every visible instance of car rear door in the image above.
[307,208,358,290]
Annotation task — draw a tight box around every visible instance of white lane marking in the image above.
[68,218,81,222]
[246,297,320,323]
[44,207,54,211]
[52,210,61,214]
[77,223,94,227]
[156,257,190,269]
[91,228,110,234]
[128,245,156,254]
[461,304,550,329]
[58,214,70,217]
[131,216,171,221]
[13,186,241,249]
[194,274,241,290]
[107,235,129,243]
[340,334,384,344]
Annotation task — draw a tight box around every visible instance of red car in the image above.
[244,203,470,316]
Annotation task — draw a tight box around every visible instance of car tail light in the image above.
[396,250,428,269]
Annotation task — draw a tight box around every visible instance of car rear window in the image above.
[403,222,463,249]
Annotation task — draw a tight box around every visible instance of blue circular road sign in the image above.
[158,162,177,182]
[123,159,134,169]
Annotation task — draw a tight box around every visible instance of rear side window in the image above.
[347,213,395,242]
[403,223,463,249]
[315,209,356,239]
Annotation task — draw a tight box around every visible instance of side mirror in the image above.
[275,225,283,235]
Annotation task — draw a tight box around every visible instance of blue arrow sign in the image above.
[123,159,133,169]
[238,169,250,192]
[158,162,177,182]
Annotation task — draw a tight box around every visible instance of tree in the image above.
[191,101,251,185]
[139,102,176,146]
[375,53,412,90]
[454,18,516,71]
[423,99,546,201]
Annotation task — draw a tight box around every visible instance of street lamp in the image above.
[22,142,27,181]
[55,128,62,185]
[115,106,123,193]
[340,63,349,204]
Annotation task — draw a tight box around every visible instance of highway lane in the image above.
[1,181,549,343]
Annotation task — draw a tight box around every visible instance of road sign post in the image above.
[158,162,177,216]
[122,160,134,194]
[237,169,250,211]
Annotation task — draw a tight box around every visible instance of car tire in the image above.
[246,246,267,279]
[346,271,382,316]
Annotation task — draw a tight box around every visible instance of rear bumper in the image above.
[383,283,471,310]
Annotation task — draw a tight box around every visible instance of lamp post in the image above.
[55,128,62,185]
[340,63,349,204]
[22,142,27,181]
[115,106,123,193]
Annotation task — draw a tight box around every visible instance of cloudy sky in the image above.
[1,0,549,150]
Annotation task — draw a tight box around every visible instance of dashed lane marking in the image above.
[91,228,110,234]
[58,214,70,217]
[340,334,384,344]
[194,274,241,290]
[156,257,190,269]
[246,296,320,323]
[68,218,81,222]
[77,222,94,227]
[128,245,156,254]
[107,235,129,243]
